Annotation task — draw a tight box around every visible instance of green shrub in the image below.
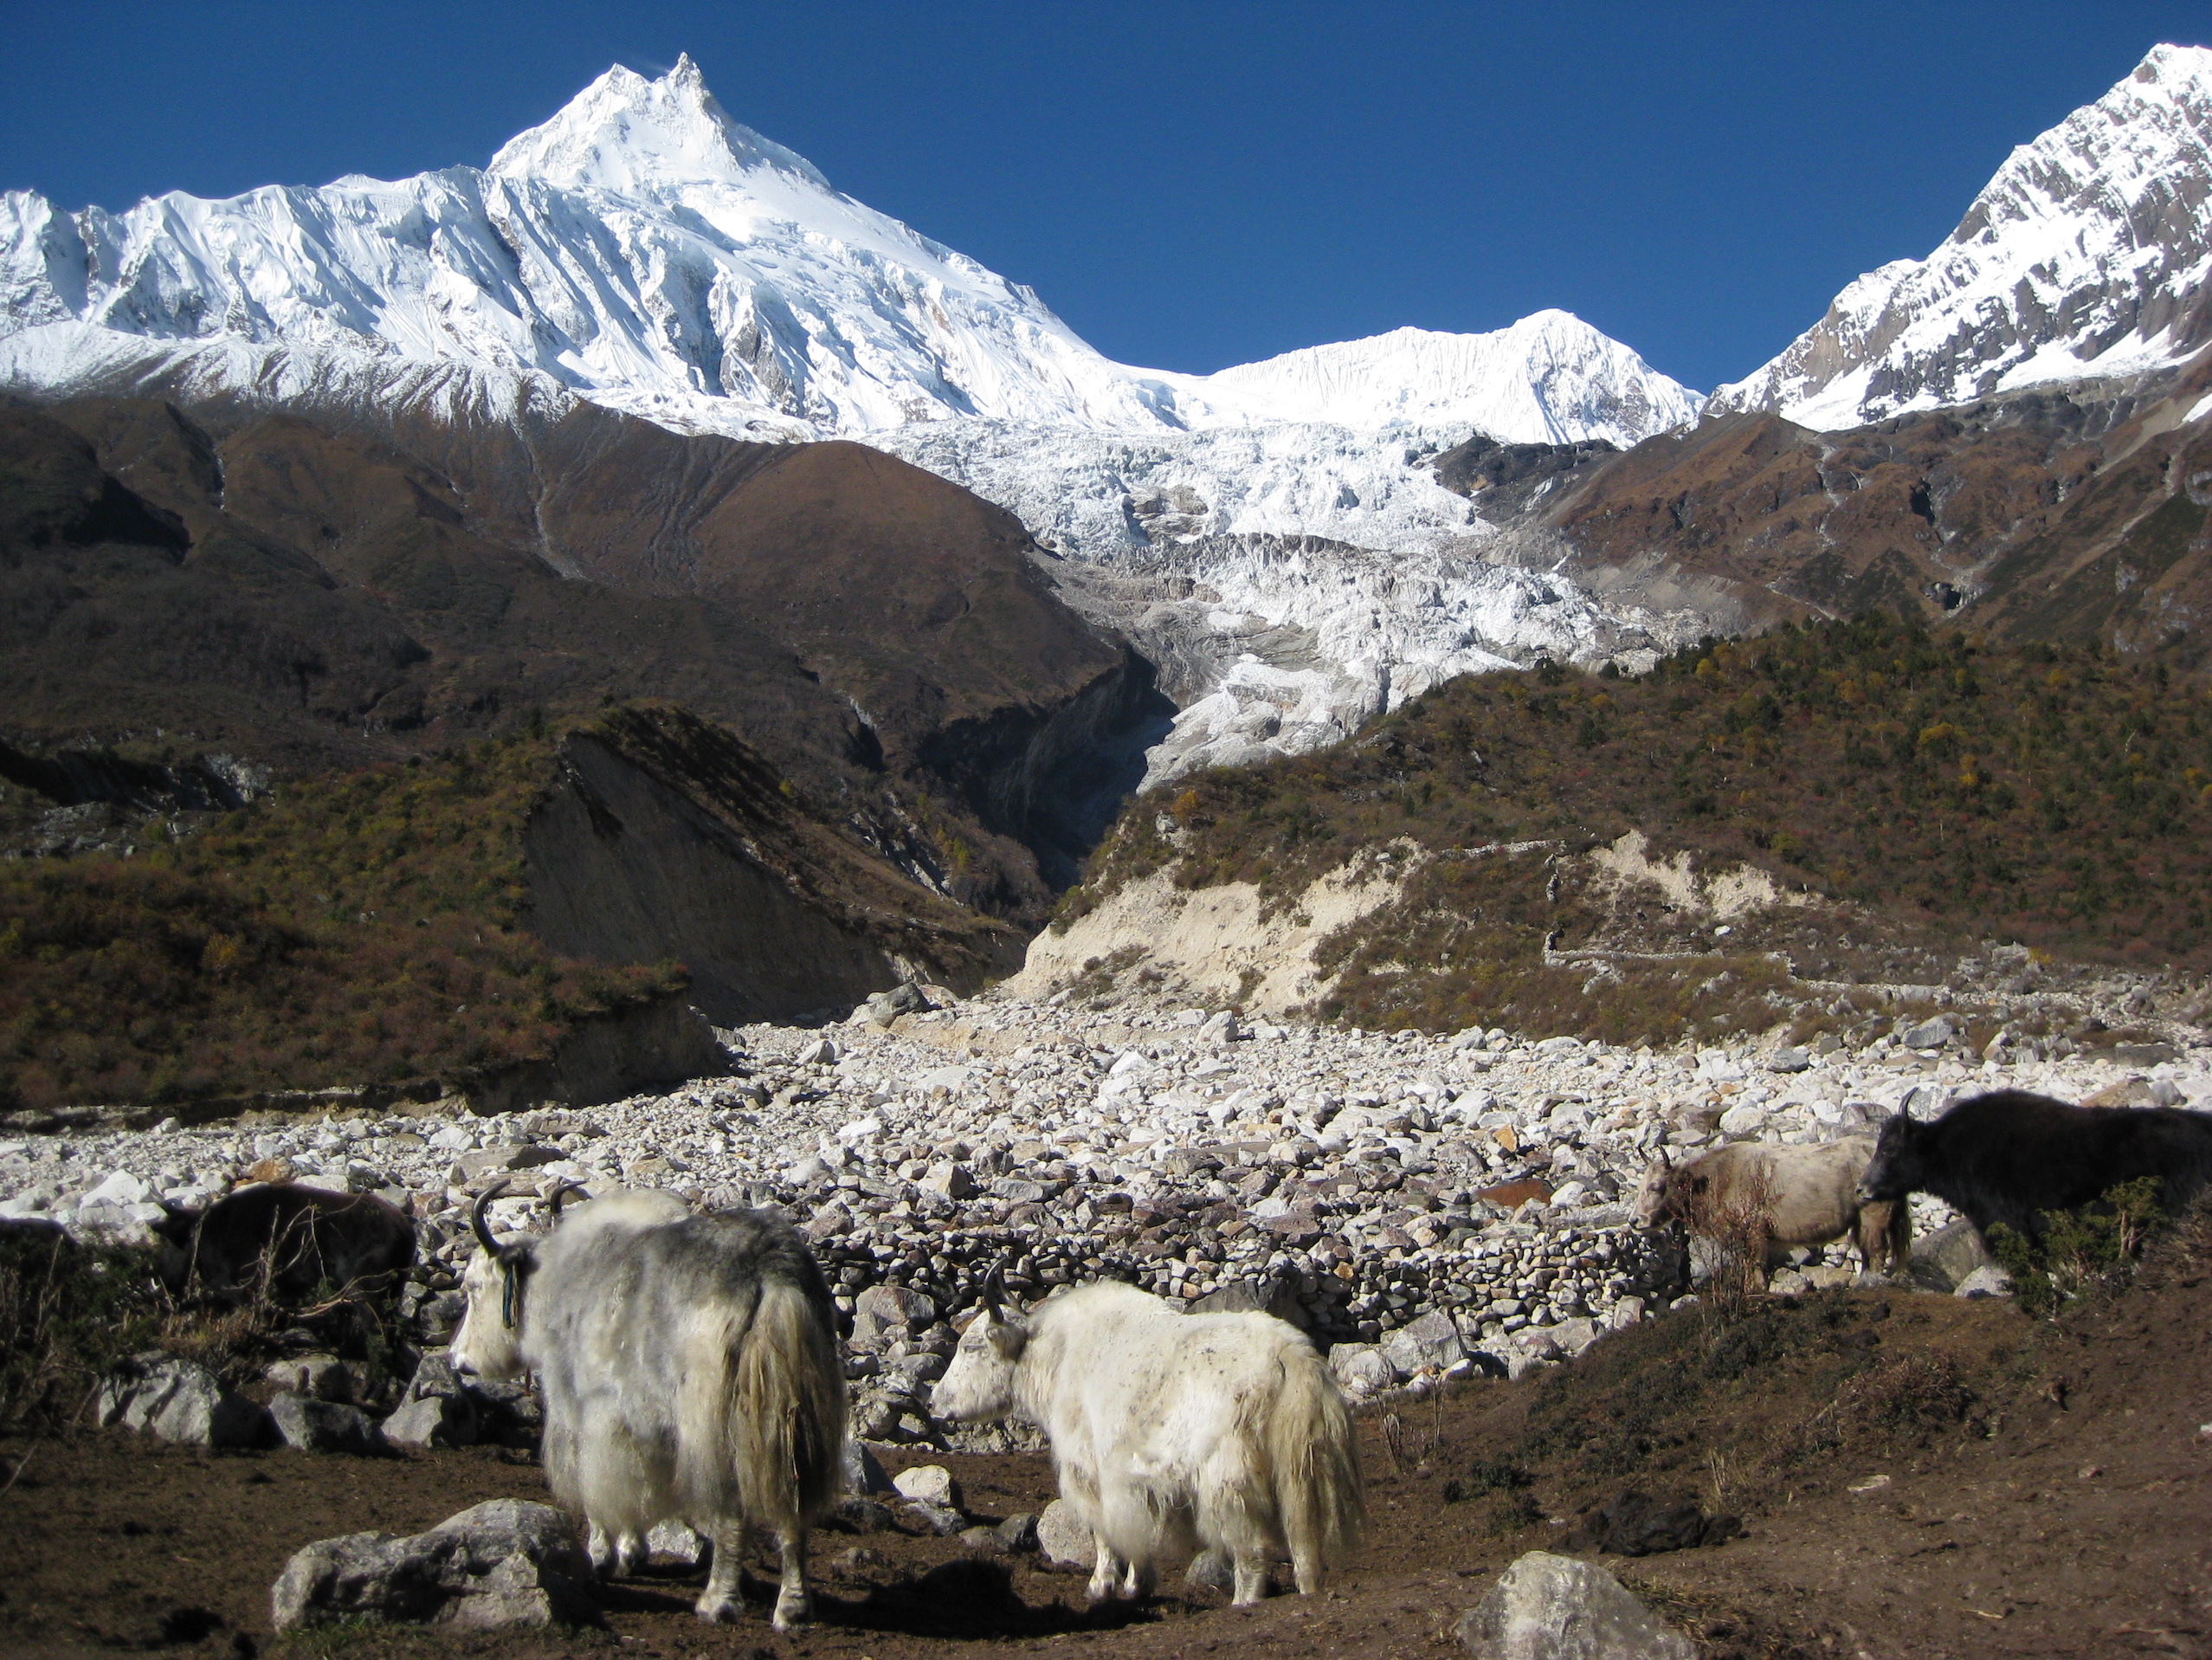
[1987,1176,2166,1320]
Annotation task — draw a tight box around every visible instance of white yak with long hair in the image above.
[932,1278,1364,1603]
[451,1184,845,1631]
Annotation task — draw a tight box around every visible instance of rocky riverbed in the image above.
[3,992,2206,1443]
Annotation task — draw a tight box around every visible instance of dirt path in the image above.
[7,1278,2212,1660]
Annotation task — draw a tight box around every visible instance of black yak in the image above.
[1858,1089,2212,1243]
[149,1182,415,1306]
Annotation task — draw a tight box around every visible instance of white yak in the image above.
[932,1279,1363,1604]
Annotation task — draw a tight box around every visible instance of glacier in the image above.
[0,54,1708,785]
[1711,42,2212,430]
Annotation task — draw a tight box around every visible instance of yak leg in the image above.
[1120,1555,1157,1600]
[1087,1530,1126,1602]
[1230,1556,1269,1605]
[769,1527,811,1632]
[695,1521,748,1624]
[584,1521,645,1578]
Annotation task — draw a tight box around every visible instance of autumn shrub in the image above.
[0,1229,164,1430]
[1054,612,2212,1036]
[0,736,683,1112]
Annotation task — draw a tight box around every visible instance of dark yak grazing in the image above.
[1858,1089,2212,1243]
[150,1183,416,1304]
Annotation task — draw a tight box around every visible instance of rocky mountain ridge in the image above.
[1711,43,2212,430]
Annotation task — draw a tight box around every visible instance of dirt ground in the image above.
[8,1263,2212,1660]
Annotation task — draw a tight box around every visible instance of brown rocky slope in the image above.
[1441,351,2212,668]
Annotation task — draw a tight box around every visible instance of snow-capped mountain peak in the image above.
[1711,42,2212,429]
[0,56,1695,449]
[487,54,834,197]
[1178,310,1702,442]
[0,55,1708,788]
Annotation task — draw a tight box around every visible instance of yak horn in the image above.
[471,1179,511,1255]
[545,1179,584,1218]
[982,1264,1008,1314]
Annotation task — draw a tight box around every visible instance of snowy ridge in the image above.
[0,55,1694,449]
[1711,43,2212,430]
[1174,314,1701,443]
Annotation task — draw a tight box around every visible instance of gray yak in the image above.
[451,1185,844,1631]
[1635,1138,1909,1283]
[932,1278,1364,1605]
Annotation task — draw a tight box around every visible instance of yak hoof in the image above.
[695,1592,744,1624]
[770,1592,811,1631]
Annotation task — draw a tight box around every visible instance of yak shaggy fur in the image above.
[1635,1138,1910,1277]
[932,1280,1364,1605]
[149,1182,415,1306]
[1860,1088,2212,1243]
[452,1192,845,1631]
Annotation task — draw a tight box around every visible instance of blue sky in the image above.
[3,2,2207,391]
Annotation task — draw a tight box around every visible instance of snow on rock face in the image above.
[873,418,1706,788]
[1174,314,1703,445]
[1711,43,2212,430]
[0,55,1707,787]
[0,56,1693,453]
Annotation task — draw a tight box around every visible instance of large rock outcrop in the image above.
[526,704,1022,1024]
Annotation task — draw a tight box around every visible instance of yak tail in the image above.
[680,1276,846,1533]
[1267,1346,1365,1594]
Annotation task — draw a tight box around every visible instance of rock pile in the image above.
[10,991,2209,1439]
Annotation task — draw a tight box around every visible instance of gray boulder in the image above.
[906,1500,970,1537]
[1548,1317,1603,1358]
[1383,1310,1467,1375]
[994,1512,1039,1553]
[842,1437,896,1495]
[1900,1016,1956,1052]
[1329,1342,1401,1396]
[1035,1498,1092,1568]
[867,983,932,1025]
[893,1463,961,1509]
[1457,1550,1695,1659]
[381,1392,479,1450]
[270,1498,597,1632]
[1953,1263,2014,1300]
[646,1520,708,1568]
[401,1352,468,1404]
[97,1352,268,1450]
[1910,1219,1994,1293]
[270,1392,383,1455]
[266,1353,351,1402]
[851,1283,937,1346]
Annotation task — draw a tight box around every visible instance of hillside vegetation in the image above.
[0,735,681,1115]
[1060,614,2212,1038]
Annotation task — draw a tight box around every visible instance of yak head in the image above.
[145,1202,200,1293]
[1631,1153,1675,1230]
[931,1274,1029,1424]
[1857,1110,1930,1205]
[450,1182,540,1381]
